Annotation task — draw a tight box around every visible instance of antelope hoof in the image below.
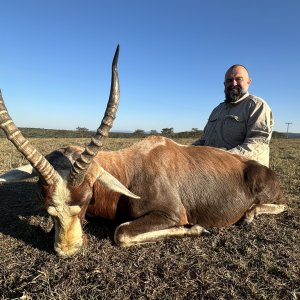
[192,224,210,235]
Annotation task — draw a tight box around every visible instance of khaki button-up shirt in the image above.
[193,93,273,167]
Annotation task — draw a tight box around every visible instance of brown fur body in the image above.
[45,135,284,230]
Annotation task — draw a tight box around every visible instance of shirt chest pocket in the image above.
[222,114,247,144]
[205,116,218,138]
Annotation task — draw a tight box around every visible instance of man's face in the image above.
[224,66,252,102]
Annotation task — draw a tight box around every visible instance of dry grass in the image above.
[0,137,299,300]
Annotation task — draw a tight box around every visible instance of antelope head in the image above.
[0,46,139,257]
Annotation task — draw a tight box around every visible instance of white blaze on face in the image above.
[47,179,83,257]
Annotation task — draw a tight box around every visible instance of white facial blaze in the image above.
[49,179,83,257]
[52,178,71,207]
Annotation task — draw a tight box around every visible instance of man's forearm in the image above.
[227,138,270,166]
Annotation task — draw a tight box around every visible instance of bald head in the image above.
[225,64,250,79]
[224,65,252,103]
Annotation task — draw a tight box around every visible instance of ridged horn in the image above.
[68,45,120,186]
[0,90,60,185]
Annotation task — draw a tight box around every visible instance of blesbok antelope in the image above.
[0,46,286,257]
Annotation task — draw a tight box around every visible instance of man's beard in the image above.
[225,86,246,103]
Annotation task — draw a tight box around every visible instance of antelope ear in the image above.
[97,168,140,199]
[0,164,38,183]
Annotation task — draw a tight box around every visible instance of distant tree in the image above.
[149,130,158,135]
[76,127,89,132]
[161,128,174,136]
[133,129,145,136]
[191,128,201,133]
[272,131,286,139]
[76,126,89,137]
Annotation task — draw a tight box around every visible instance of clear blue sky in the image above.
[1,0,299,133]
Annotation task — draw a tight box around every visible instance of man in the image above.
[193,64,273,167]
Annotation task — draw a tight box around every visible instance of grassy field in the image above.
[0,137,299,299]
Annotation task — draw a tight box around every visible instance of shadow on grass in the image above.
[84,215,118,245]
[0,181,56,254]
[0,181,117,253]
